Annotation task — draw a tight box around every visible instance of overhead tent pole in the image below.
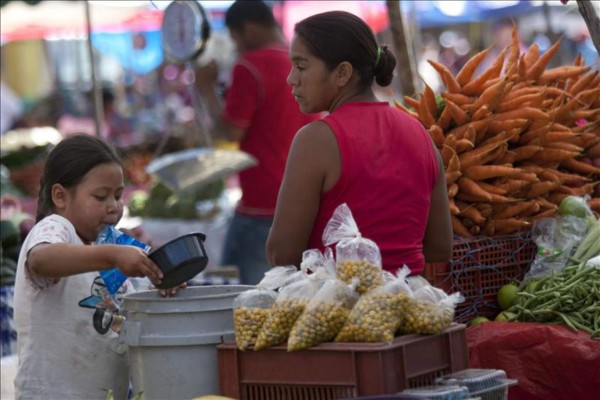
[386,0,418,97]
[84,0,103,138]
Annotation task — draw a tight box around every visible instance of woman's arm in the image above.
[266,121,340,267]
[27,243,163,285]
[422,146,453,262]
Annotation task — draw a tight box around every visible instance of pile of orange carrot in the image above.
[396,26,600,237]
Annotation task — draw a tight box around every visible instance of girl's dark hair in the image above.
[294,11,396,89]
[36,134,122,222]
[225,0,276,31]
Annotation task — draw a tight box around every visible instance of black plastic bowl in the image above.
[148,232,209,289]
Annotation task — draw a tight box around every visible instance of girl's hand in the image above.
[114,246,163,286]
[150,282,188,297]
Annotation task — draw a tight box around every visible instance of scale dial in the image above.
[161,1,210,62]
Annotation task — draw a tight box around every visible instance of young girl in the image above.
[267,11,453,275]
[13,134,164,399]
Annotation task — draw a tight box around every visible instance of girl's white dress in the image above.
[13,214,130,400]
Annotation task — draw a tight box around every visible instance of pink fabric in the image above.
[308,102,439,274]
[223,45,319,217]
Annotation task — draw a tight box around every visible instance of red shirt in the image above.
[224,45,319,217]
[307,102,439,274]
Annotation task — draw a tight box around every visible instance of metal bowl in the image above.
[148,232,209,289]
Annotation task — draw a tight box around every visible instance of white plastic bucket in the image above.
[120,285,253,400]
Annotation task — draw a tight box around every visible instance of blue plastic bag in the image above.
[96,225,151,294]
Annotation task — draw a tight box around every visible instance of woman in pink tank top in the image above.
[266,11,453,275]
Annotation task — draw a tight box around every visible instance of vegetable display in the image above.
[398,26,600,237]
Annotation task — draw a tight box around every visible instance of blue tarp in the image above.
[91,30,164,74]
[402,0,540,28]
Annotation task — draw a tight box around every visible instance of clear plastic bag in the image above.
[287,278,359,351]
[336,266,413,343]
[323,203,383,294]
[399,284,463,335]
[523,215,589,283]
[232,266,296,351]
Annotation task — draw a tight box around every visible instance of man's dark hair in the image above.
[225,0,276,31]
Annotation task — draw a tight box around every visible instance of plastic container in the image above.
[218,323,469,399]
[120,285,253,400]
[435,369,518,400]
[423,232,535,322]
[148,232,208,289]
[400,385,471,399]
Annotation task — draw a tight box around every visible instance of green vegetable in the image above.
[573,220,600,263]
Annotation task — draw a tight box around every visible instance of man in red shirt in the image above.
[196,1,319,284]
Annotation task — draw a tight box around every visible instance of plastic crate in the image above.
[423,232,535,323]
[217,323,469,399]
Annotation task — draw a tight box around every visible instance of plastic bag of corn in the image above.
[232,266,298,351]
[322,203,383,295]
[398,284,464,335]
[336,266,412,343]
[288,278,359,351]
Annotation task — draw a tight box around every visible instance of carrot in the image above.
[545,142,584,153]
[495,179,529,196]
[523,43,540,71]
[471,76,508,114]
[511,171,540,183]
[541,169,591,184]
[573,52,582,66]
[441,92,476,107]
[446,170,462,185]
[530,149,579,163]
[532,208,560,221]
[464,165,524,181]
[448,183,459,198]
[462,125,477,146]
[544,87,573,99]
[588,198,600,213]
[567,132,600,149]
[517,53,528,82]
[498,150,516,165]
[456,45,493,86]
[488,118,529,135]
[476,181,508,196]
[587,142,600,159]
[456,139,475,153]
[561,158,600,175]
[449,197,460,215]
[518,164,545,174]
[526,181,560,198]
[568,70,598,95]
[496,91,544,113]
[436,106,453,132]
[446,119,490,141]
[472,105,492,122]
[475,203,493,217]
[458,177,493,202]
[444,99,470,126]
[519,123,552,144]
[535,197,558,211]
[458,141,507,169]
[480,128,521,147]
[428,124,445,148]
[547,192,569,205]
[393,98,419,119]
[452,215,473,238]
[560,88,600,114]
[540,65,591,84]
[502,86,540,102]
[505,23,521,76]
[469,225,481,236]
[403,96,421,111]
[542,130,577,144]
[462,48,507,96]
[493,107,550,123]
[512,145,544,162]
[493,218,531,234]
[556,182,598,196]
[441,134,457,167]
[422,82,439,120]
[494,201,539,219]
[571,108,600,121]
[428,60,461,93]
[526,37,562,81]
[417,96,436,128]
[458,203,486,225]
